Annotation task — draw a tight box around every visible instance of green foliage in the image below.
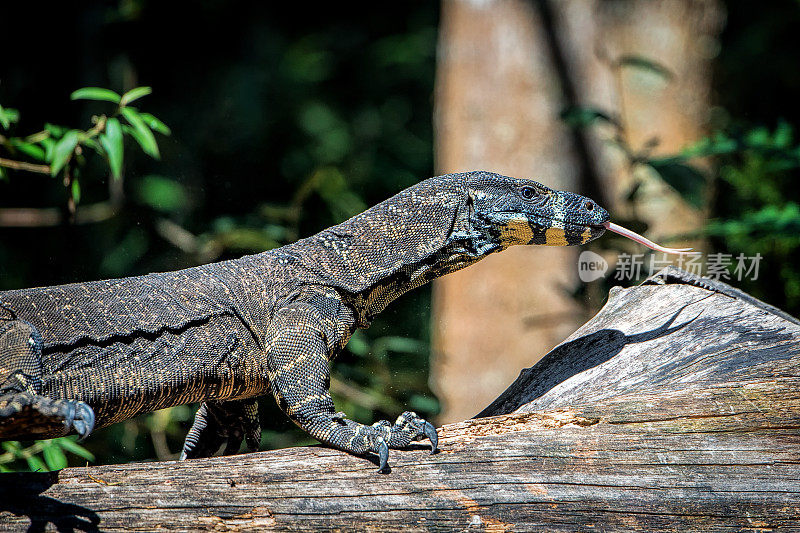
[139,113,171,136]
[101,118,124,179]
[562,46,800,314]
[0,437,94,472]
[704,123,800,308]
[646,159,706,209]
[135,174,189,213]
[121,107,160,159]
[71,87,122,103]
[119,86,152,107]
[0,86,169,208]
[706,203,800,245]
[559,55,710,210]
[50,130,80,176]
[0,105,20,129]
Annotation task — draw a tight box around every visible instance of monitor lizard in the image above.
[0,170,609,472]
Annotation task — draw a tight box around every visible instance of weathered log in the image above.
[1,267,799,531]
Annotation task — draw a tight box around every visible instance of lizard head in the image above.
[465,173,609,248]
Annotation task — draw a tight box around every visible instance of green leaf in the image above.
[40,137,56,161]
[121,107,159,159]
[49,130,80,177]
[70,87,121,103]
[56,436,95,461]
[409,394,439,414]
[681,133,738,158]
[371,335,426,359]
[2,441,22,454]
[82,137,101,152]
[560,106,617,129]
[617,55,674,81]
[773,120,793,148]
[139,112,171,136]
[71,178,81,204]
[648,159,706,209]
[135,175,188,213]
[120,86,152,107]
[25,454,46,472]
[10,139,46,161]
[100,118,124,180]
[706,203,800,241]
[746,126,770,147]
[346,330,369,357]
[42,441,68,470]
[0,105,20,129]
[44,123,68,138]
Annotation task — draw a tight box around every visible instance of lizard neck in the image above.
[347,210,502,327]
[281,174,503,328]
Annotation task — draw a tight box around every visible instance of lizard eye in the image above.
[520,186,538,200]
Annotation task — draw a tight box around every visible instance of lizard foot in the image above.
[384,411,438,452]
[180,398,261,460]
[0,391,95,441]
[358,411,438,473]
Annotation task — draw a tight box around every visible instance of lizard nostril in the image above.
[585,201,594,212]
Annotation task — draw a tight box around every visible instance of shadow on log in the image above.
[1,267,799,531]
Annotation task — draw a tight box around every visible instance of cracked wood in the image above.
[1,268,799,531]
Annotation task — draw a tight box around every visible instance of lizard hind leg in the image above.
[180,398,261,460]
[0,319,95,440]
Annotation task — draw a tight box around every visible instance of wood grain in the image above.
[2,270,798,531]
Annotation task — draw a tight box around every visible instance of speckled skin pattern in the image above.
[0,171,608,471]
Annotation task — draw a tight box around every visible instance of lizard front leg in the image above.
[266,303,438,473]
[0,318,94,440]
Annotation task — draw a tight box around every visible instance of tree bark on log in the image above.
[2,268,799,531]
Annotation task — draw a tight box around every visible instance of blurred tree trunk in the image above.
[554,0,723,238]
[432,0,584,424]
[431,0,721,424]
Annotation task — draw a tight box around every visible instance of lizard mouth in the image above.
[531,218,603,233]
[523,217,606,246]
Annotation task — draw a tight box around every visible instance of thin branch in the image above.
[0,157,50,174]
[0,201,118,227]
[23,130,50,144]
[84,115,107,139]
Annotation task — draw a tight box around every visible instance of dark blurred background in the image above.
[1,0,799,470]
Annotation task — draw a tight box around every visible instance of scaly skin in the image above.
[0,171,608,472]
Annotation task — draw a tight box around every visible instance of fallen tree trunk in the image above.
[1,267,799,531]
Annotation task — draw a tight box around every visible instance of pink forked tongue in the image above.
[603,221,698,255]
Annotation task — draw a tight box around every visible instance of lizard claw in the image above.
[377,438,389,474]
[71,401,95,441]
[423,421,438,453]
[0,392,96,441]
[47,397,95,441]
